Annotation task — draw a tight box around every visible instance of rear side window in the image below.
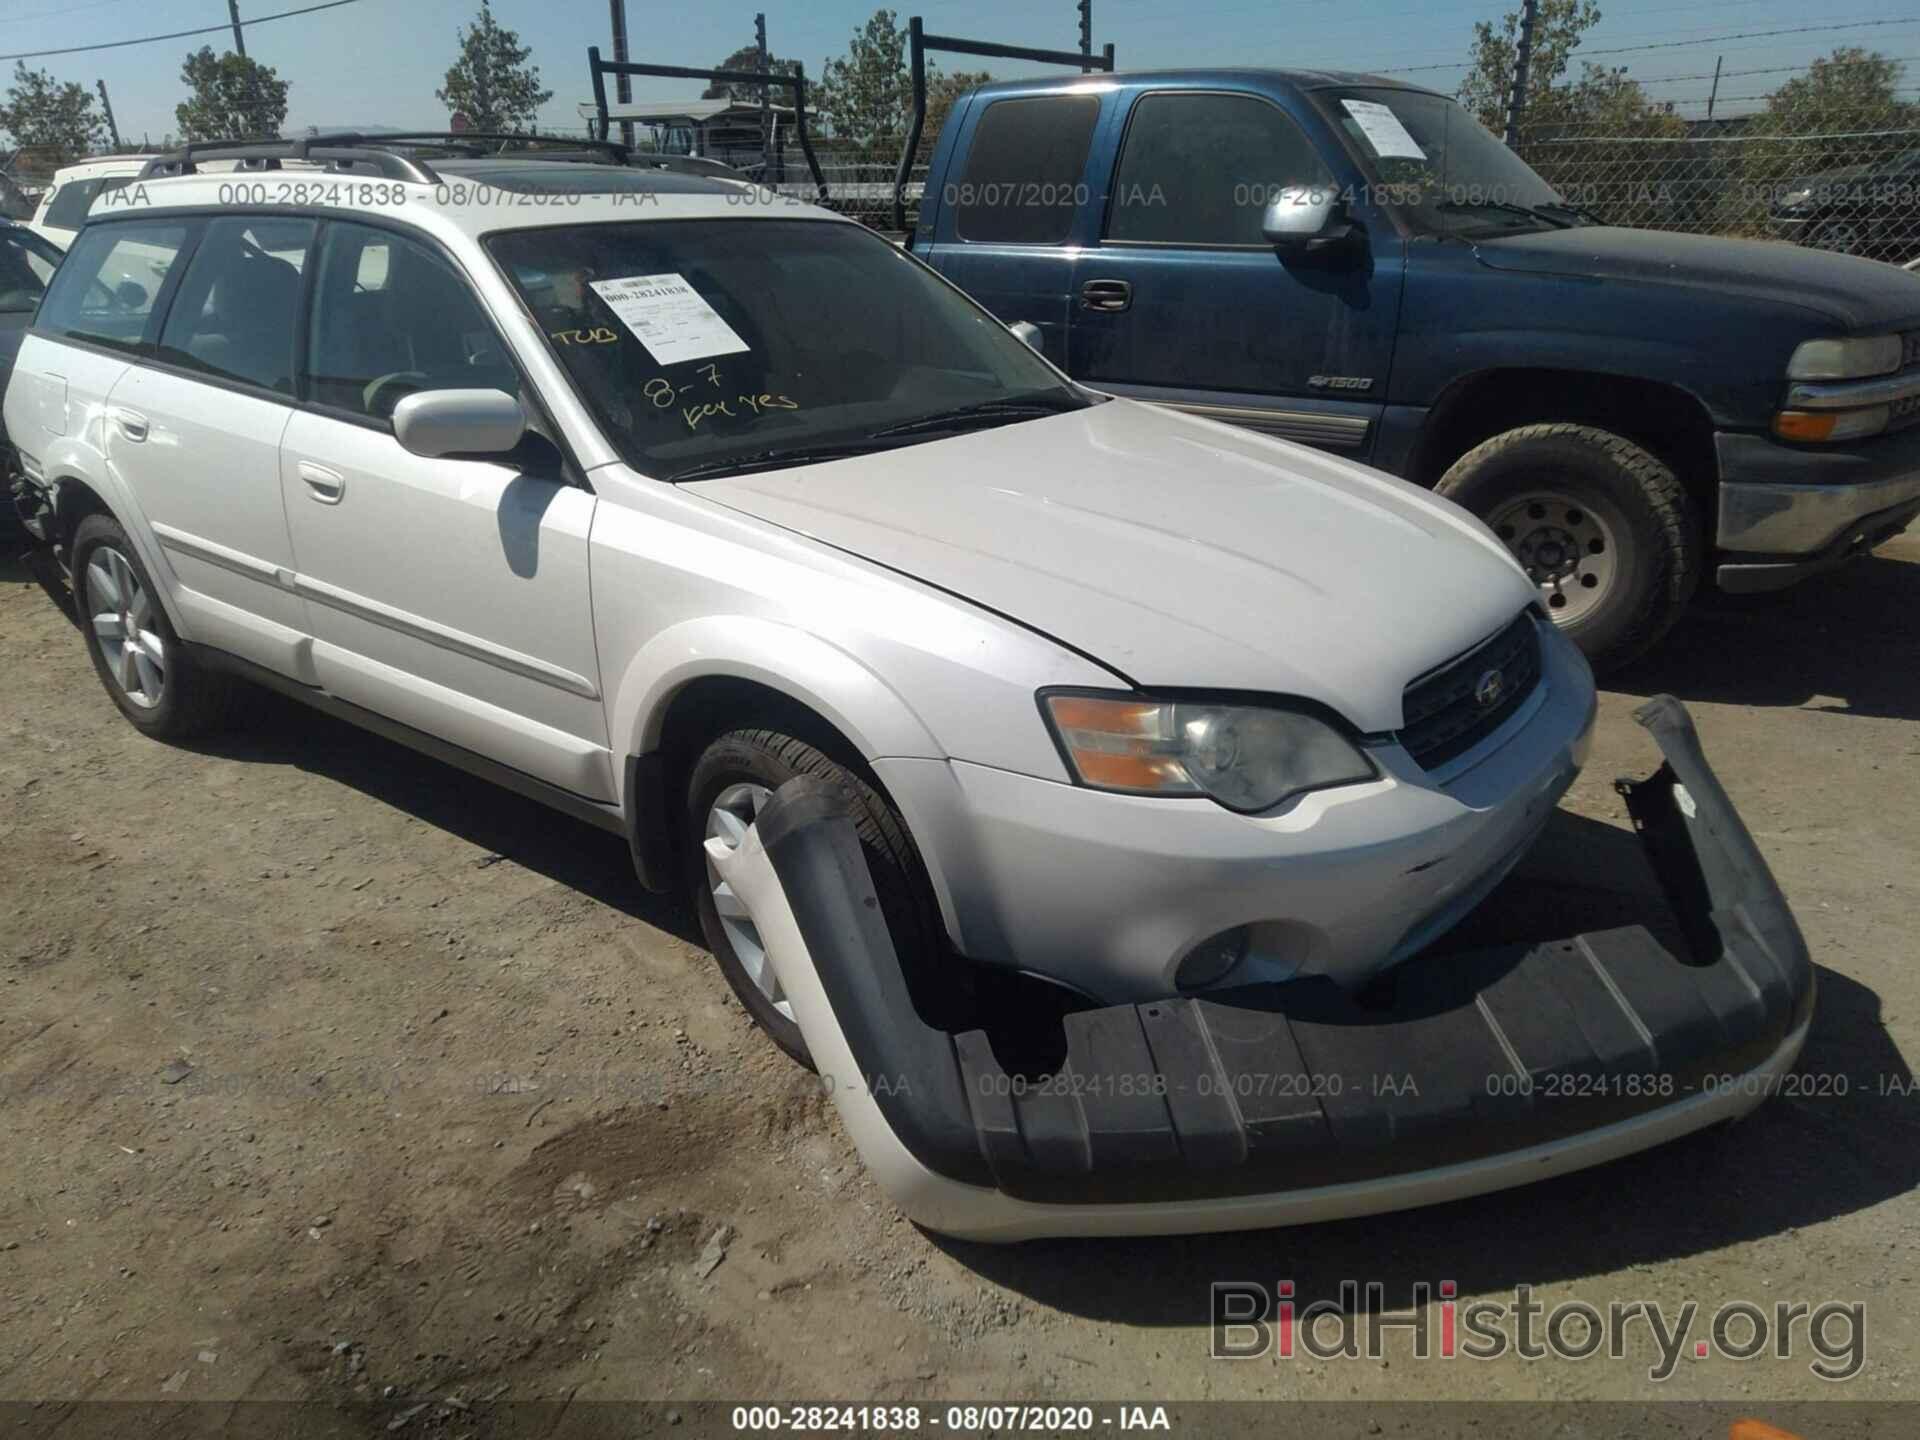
[35,220,190,353]
[42,176,132,232]
[305,222,515,421]
[0,227,61,314]
[157,217,315,394]
[1106,92,1331,246]
[952,95,1101,245]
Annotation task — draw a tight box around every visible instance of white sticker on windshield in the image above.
[590,272,750,366]
[1341,99,1427,160]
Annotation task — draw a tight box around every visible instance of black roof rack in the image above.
[586,47,828,202]
[892,18,1115,232]
[138,134,443,184]
[360,131,633,165]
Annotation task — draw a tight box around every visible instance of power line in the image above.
[1378,15,1920,74]
[0,0,370,63]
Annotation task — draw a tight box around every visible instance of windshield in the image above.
[1319,86,1572,238]
[488,218,1086,479]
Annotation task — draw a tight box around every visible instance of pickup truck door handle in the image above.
[1080,279,1133,313]
[298,461,346,504]
[113,408,149,442]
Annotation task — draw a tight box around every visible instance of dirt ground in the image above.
[3,532,1919,1430]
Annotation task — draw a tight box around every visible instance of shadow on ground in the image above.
[185,687,703,947]
[1612,546,1920,720]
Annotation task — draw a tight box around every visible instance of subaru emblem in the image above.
[1474,668,1505,708]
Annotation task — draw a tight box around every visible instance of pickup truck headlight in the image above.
[1041,693,1376,813]
[1787,336,1902,381]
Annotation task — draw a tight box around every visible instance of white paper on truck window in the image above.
[1341,99,1427,160]
[590,273,750,366]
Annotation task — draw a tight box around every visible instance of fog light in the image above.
[1176,927,1249,991]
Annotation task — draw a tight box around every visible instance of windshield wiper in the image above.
[1435,198,1575,229]
[1532,200,1607,226]
[869,389,1082,440]
[664,440,901,483]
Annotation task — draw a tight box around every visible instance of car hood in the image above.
[1472,225,1920,330]
[691,398,1538,732]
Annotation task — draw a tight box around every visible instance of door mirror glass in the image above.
[392,388,526,459]
[1007,320,1043,352]
[1261,186,1354,251]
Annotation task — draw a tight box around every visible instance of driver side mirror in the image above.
[393,388,527,459]
[1261,186,1358,255]
[1007,320,1043,353]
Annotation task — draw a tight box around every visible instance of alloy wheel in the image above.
[701,782,792,1021]
[85,546,166,709]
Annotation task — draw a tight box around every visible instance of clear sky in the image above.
[1,0,1915,147]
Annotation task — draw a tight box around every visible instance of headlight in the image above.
[1777,187,1813,209]
[1787,335,1903,381]
[1040,692,1376,813]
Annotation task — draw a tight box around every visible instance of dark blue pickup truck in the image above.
[909,69,1920,670]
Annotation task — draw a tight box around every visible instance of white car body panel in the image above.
[694,396,1539,730]
[2,166,1599,1003]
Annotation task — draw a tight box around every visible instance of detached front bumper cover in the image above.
[713,696,1813,1241]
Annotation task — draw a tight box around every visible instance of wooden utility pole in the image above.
[1706,55,1724,119]
[1503,0,1538,145]
[96,79,121,149]
[228,0,247,57]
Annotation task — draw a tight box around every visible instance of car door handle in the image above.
[299,462,346,504]
[1080,279,1133,312]
[113,408,149,442]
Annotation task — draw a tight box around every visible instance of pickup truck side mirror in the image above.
[393,388,527,459]
[1261,186,1357,255]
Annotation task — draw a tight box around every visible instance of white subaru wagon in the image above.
[6,141,1596,1064]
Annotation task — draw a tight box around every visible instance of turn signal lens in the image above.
[1773,405,1889,443]
[1729,1423,1804,1440]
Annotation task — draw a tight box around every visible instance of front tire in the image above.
[1437,423,1699,674]
[71,513,238,737]
[685,727,951,1069]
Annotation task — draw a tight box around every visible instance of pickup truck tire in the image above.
[1437,423,1698,673]
[71,512,240,738]
[687,727,949,1069]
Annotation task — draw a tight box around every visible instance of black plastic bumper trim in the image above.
[757,695,1813,1207]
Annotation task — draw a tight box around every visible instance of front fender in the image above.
[613,614,946,772]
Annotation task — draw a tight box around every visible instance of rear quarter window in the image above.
[35,220,191,353]
[951,94,1101,245]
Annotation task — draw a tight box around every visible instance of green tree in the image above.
[436,0,552,132]
[1732,48,1917,235]
[702,43,801,105]
[0,61,106,166]
[175,47,289,140]
[815,10,990,151]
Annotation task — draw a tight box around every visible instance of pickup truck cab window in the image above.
[952,94,1102,245]
[1320,86,1576,238]
[1106,91,1332,247]
[35,220,190,353]
[487,217,1087,481]
[156,217,315,395]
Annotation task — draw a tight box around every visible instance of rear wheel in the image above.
[71,513,239,737]
[1437,423,1699,674]
[686,727,951,1068]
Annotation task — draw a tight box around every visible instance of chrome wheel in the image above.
[85,545,166,709]
[701,782,790,1021]
[1487,490,1621,626]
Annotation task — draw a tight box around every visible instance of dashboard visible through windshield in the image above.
[488,218,1089,480]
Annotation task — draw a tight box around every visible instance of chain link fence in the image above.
[1515,105,1920,264]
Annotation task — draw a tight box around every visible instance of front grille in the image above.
[1397,611,1544,770]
